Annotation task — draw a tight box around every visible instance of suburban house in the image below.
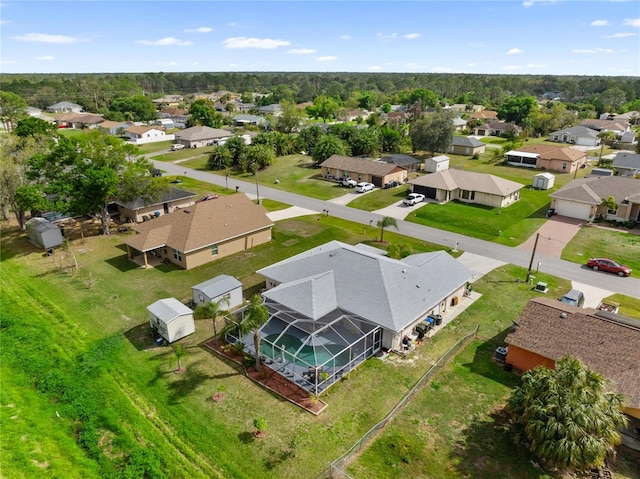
[175,126,233,148]
[384,111,408,126]
[424,155,450,173]
[549,176,640,221]
[548,125,599,146]
[612,152,640,177]
[473,121,522,137]
[580,119,630,138]
[469,110,498,122]
[379,154,422,174]
[505,144,587,174]
[449,104,484,113]
[452,117,468,131]
[448,136,486,156]
[98,120,132,136]
[232,114,267,127]
[408,169,523,207]
[147,298,195,344]
[152,95,183,109]
[123,193,273,270]
[155,118,174,129]
[339,109,370,122]
[320,155,407,187]
[257,104,283,116]
[504,297,640,420]
[191,274,243,309]
[158,107,190,126]
[47,101,83,113]
[256,240,473,359]
[116,187,198,223]
[123,126,173,144]
[55,112,104,129]
[600,111,640,124]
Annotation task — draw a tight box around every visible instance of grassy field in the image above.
[2,213,638,478]
[561,226,640,276]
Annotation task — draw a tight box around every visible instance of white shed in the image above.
[532,172,555,190]
[25,217,63,249]
[424,155,450,173]
[191,275,243,309]
[147,298,195,343]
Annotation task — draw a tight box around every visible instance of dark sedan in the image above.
[586,258,632,277]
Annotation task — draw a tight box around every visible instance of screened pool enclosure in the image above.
[225,299,382,395]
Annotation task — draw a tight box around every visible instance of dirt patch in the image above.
[203,338,326,415]
[277,218,323,238]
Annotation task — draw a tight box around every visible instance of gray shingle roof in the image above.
[451,136,485,148]
[116,187,197,210]
[258,241,472,332]
[550,176,640,205]
[379,154,421,167]
[409,169,524,196]
[191,275,242,299]
[613,152,640,170]
[176,126,232,141]
[550,125,598,138]
[321,155,405,176]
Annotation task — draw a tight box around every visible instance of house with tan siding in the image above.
[504,297,640,420]
[505,144,587,174]
[123,193,273,270]
[116,187,197,223]
[320,155,407,187]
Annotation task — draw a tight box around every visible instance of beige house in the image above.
[55,112,104,129]
[408,169,523,207]
[320,155,407,187]
[123,193,273,270]
[505,144,587,174]
[469,110,498,121]
[116,187,197,223]
[175,126,233,148]
[549,176,640,221]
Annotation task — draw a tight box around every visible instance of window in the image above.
[562,162,567,170]
[607,206,617,215]
[461,190,475,200]
[211,244,218,256]
[173,250,183,262]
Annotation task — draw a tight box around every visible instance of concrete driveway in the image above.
[569,281,614,309]
[326,190,361,206]
[372,200,416,220]
[456,252,507,283]
[518,216,584,258]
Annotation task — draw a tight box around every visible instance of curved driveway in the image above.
[153,159,640,299]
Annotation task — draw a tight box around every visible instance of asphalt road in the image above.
[153,157,640,299]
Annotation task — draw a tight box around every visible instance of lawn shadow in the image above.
[105,253,140,272]
[451,408,548,479]
[461,328,522,389]
[166,359,214,405]
[238,431,256,444]
[0,226,40,262]
[124,322,159,351]
[527,202,552,219]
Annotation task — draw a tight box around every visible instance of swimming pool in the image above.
[261,333,349,368]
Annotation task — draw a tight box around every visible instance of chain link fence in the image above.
[318,325,480,479]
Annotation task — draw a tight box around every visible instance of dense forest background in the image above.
[2,72,640,115]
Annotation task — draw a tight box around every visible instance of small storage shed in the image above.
[25,217,63,249]
[191,275,243,309]
[147,298,195,343]
[532,172,555,190]
[424,155,450,173]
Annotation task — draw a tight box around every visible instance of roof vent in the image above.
[184,210,191,214]
[401,269,407,274]
[560,312,567,319]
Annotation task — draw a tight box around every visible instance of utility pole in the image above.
[525,233,539,284]
[254,167,261,204]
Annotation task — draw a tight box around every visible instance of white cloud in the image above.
[0,19,9,25]
[377,32,397,39]
[286,48,317,55]
[406,62,428,70]
[184,27,212,33]
[468,62,477,67]
[526,63,547,68]
[156,61,178,66]
[623,17,640,27]
[229,63,239,67]
[432,66,452,73]
[137,37,192,46]
[192,62,199,66]
[35,55,55,61]
[603,32,636,38]
[590,19,608,27]
[223,37,290,49]
[12,32,88,44]
[404,33,420,39]
[368,65,382,71]
[572,47,614,53]
[502,65,523,70]
[340,34,351,40]
[316,56,337,62]
[507,48,523,55]
[522,0,557,7]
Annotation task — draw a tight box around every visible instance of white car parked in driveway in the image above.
[403,193,425,206]
[355,182,374,193]
[170,143,186,151]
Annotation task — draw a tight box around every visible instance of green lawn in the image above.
[561,226,640,277]
[346,184,411,211]
[406,187,549,246]
[137,140,173,154]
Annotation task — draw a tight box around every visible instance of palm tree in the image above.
[507,356,627,473]
[238,295,270,371]
[376,216,398,243]
[194,297,230,339]
[173,344,188,373]
[597,130,616,166]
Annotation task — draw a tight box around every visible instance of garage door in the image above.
[414,186,437,199]
[372,176,383,187]
[554,200,591,220]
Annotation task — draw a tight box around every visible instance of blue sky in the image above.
[1,1,639,75]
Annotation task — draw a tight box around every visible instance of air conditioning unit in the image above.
[534,282,548,293]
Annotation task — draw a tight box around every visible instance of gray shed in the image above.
[191,275,243,309]
[25,217,63,249]
[147,298,195,343]
[532,172,555,190]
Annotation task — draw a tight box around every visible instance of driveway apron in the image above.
[518,216,584,258]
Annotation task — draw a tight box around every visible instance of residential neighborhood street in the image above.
[153,159,640,299]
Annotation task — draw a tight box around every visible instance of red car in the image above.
[586,258,632,277]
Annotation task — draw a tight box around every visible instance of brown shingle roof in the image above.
[124,194,273,253]
[409,169,524,196]
[320,155,405,176]
[515,144,586,162]
[124,125,164,135]
[469,110,498,120]
[55,112,104,124]
[505,297,640,408]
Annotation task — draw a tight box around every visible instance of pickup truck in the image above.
[339,177,357,187]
